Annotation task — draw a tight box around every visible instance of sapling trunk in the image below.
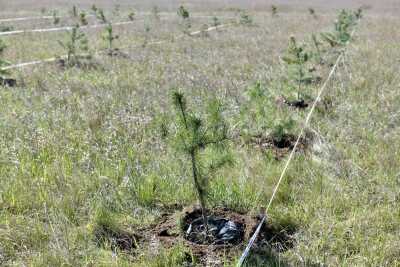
[190,150,208,231]
[174,92,208,230]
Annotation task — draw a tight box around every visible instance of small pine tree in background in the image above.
[239,10,253,26]
[169,91,232,230]
[71,5,78,17]
[271,5,278,16]
[79,11,88,25]
[96,9,107,24]
[355,8,363,19]
[177,5,191,34]
[212,16,220,28]
[58,24,89,66]
[91,4,98,14]
[152,6,160,21]
[308,7,317,18]
[321,9,359,48]
[239,81,295,144]
[103,23,119,53]
[53,10,60,25]
[128,10,135,21]
[282,36,313,100]
[40,7,47,15]
[0,39,10,77]
[177,5,190,20]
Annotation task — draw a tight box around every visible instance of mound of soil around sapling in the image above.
[249,133,310,159]
[57,56,103,71]
[139,207,297,265]
[182,208,244,245]
[106,48,130,59]
[93,223,140,251]
[0,77,17,87]
[284,98,309,109]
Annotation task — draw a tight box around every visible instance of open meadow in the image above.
[0,0,399,266]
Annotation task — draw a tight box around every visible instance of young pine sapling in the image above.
[212,16,220,28]
[79,12,88,25]
[71,5,78,17]
[58,24,89,66]
[53,10,60,25]
[170,92,231,230]
[308,8,317,18]
[177,5,191,34]
[239,82,295,146]
[103,23,119,53]
[96,9,107,24]
[282,36,313,101]
[128,10,135,21]
[321,9,358,48]
[0,39,10,78]
[91,4,98,14]
[177,5,190,19]
[239,11,253,26]
[152,6,160,21]
[271,5,278,16]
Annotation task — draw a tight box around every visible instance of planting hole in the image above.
[181,208,244,245]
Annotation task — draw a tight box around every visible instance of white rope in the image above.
[236,20,360,267]
[1,23,232,71]
[0,16,54,23]
[0,20,137,36]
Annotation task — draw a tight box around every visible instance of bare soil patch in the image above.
[0,77,17,87]
[249,133,310,159]
[138,206,296,265]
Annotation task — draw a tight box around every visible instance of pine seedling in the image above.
[355,8,363,19]
[91,4,98,14]
[239,81,295,143]
[152,6,160,21]
[0,39,10,77]
[79,11,88,25]
[71,5,78,17]
[212,16,220,28]
[96,9,107,24]
[271,5,278,16]
[308,8,317,18]
[170,91,231,230]
[321,9,358,48]
[58,24,89,66]
[128,10,135,21]
[53,10,60,25]
[239,11,253,26]
[177,5,191,34]
[103,23,119,52]
[0,26,14,32]
[282,36,313,100]
[177,5,190,19]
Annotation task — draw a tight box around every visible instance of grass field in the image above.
[0,1,399,266]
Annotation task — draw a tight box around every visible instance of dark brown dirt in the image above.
[139,206,296,266]
[57,57,103,71]
[284,99,309,109]
[0,77,17,87]
[249,133,309,160]
[93,223,140,251]
[106,48,131,59]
